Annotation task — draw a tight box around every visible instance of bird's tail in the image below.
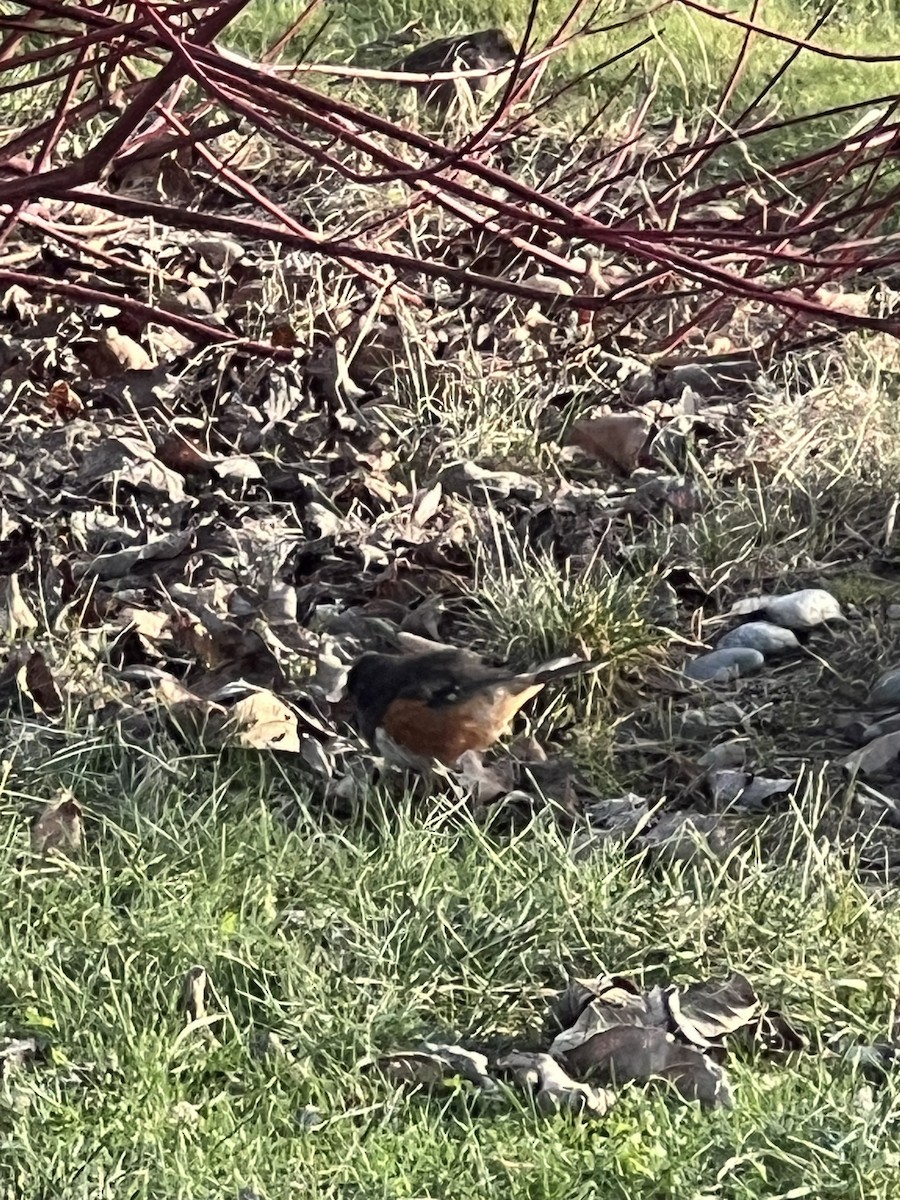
[528,656,604,687]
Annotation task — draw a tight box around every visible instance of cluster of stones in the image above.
[683,589,845,683]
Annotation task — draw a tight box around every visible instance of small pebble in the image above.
[717,621,800,656]
[763,588,844,630]
[684,648,765,682]
[868,667,900,708]
[888,605,900,620]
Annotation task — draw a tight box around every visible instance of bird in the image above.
[391,28,518,108]
[346,644,600,769]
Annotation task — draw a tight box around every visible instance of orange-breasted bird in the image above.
[346,645,599,769]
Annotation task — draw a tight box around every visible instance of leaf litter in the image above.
[363,968,825,1115]
[2,66,900,1145]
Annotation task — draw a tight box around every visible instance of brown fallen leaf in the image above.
[362,1043,498,1093]
[409,481,443,529]
[154,674,227,734]
[550,974,643,1032]
[118,606,172,649]
[45,379,83,421]
[224,690,301,753]
[496,1051,616,1116]
[454,749,518,804]
[812,286,871,317]
[4,573,38,636]
[31,789,83,856]
[561,1025,733,1108]
[18,650,63,717]
[550,983,670,1057]
[667,972,760,1047]
[842,732,900,778]
[270,321,298,348]
[76,328,153,377]
[181,965,208,1023]
[567,414,653,474]
[79,528,195,581]
[155,432,213,475]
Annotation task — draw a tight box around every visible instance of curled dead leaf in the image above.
[17,650,63,717]
[45,379,83,421]
[561,1025,733,1108]
[362,1043,498,1093]
[567,413,653,474]
[842,732,900,778]
[812,286,871,317]
[181,965,208,1023]
[667,972,760,1047]
[496,1051,616,1116]
[550,983,670,1058]
[270,321,298,349]
[31,789,83,856]
[155,432,213,475]
[224,690,301,753]
[76,328,153,378]
[4,574,38,636]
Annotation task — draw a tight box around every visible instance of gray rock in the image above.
[763,589,844,630]
[869,667,900,708]
[717,621,800,656]
[684,648,765,682]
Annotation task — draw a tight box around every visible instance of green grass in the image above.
[4,746,900,1200]
[3,2,900,1196]
[222,0,900,158]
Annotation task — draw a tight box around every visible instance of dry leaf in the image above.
[550,984,670,1057]
[550,974,642,1032]
[812,287,871,317]
[561,1025,733,1108]
[17,650,63,716]
[31,789,83,856]
[567,414,653,474]
[225,690,301,752]
[45,379,83,420]
[155,676,224,720]
[213,456,263,482]
[119,456,187,501]
[270,321,298,348]
[363,1043,498,1093]
[5,573,38,636]
[842,732,900,777]
[181,965,208,1022]
[496,1051,615,1116]
[667,973,760,1047]
[77,328,153,377]
[155,433,213,475]
[80,528,194,581]
[410,482,443,528]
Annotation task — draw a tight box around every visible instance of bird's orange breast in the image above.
[380,683,544,765]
